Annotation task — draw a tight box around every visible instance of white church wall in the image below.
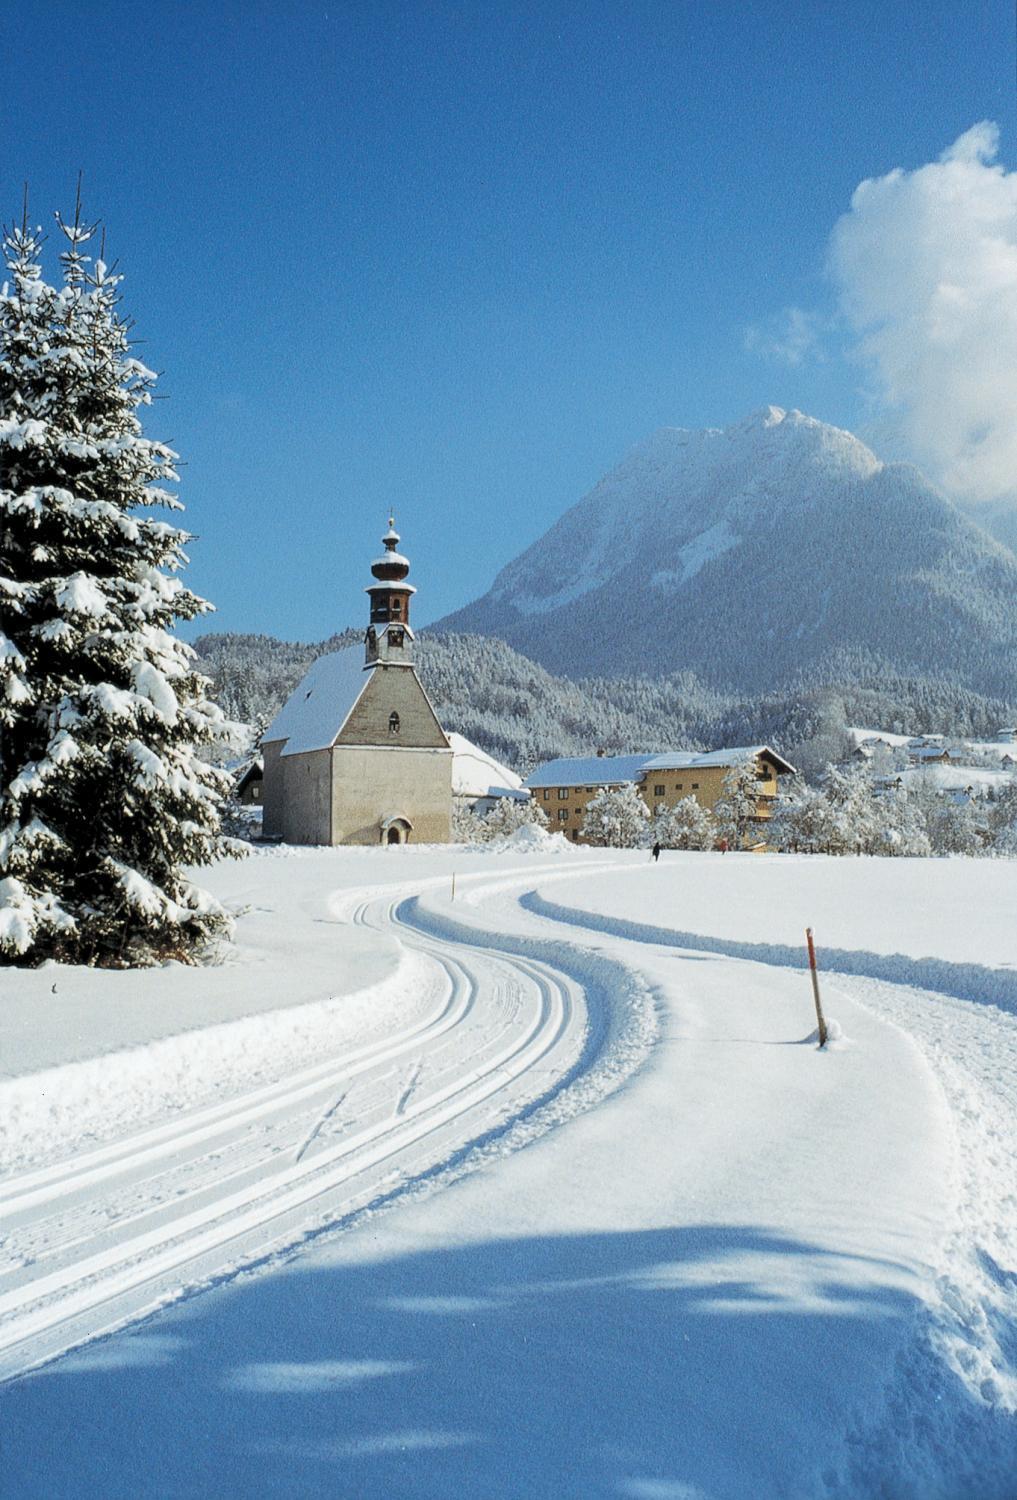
[331,744,453,845]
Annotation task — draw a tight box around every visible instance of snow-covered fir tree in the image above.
[653,795,714,851]
[0,206,237,966]
[820,763,880,854]
[712,759,763,848]
[580,783,650,848]
[768,778,843,853]
[924,796,984,856]
[867,785,932,857]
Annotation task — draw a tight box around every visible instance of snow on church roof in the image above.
[262,647,370,756]
[448,733,525,799]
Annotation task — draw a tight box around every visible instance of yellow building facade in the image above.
[525,747,795,844]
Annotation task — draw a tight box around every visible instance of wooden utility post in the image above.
[806,927,828,1048]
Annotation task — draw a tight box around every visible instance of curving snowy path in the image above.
[0,871,620,1382]
[3,847,1016,1499]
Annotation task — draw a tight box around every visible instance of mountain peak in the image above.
[739,403,788,429]
[436,409,1017,697]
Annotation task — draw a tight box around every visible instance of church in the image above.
[261,522,453,845]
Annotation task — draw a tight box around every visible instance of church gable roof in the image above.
[336,660,449,749]
[262,647,370,756]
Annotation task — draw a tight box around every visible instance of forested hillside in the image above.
[194,630,1017,777]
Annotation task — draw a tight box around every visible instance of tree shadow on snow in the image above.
[0,1221,977,1500]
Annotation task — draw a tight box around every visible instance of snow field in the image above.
[0,850,655,1385]
[1,845,1015,1498]
[513,858,1017,1493]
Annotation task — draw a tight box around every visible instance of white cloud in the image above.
[829,122,1017,505]
[744,306,823,366]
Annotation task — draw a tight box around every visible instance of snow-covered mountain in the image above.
[437,407,1017,696]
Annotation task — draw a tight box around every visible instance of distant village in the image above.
[228,525,1017,858]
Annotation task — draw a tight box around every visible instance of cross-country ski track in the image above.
[0,862,646,1384]
[3,848,1017,1497]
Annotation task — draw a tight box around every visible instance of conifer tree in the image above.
[580,783,650,847]
[768,778,837,853]
[713,759,764,848]
[652,795,714,851]
[0,202,238,966]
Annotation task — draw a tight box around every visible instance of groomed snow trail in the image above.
[0,865,647,1384]
[518,874,1017,1493]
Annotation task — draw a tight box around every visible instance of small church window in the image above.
[389,711,401,734]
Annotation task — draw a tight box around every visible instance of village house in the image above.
[234,757,263,805]
[261,523,453,845]
[524,745,795,843]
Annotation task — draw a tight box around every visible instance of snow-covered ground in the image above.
[1,843,1015,1497]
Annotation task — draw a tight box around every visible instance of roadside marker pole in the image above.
[806,927,828,1049]
[451,872,456,903]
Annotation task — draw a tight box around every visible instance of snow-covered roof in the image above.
[524,745,797,789]
[448,733,525,799]
[903,764,1010,794]
[235,758,264,792]
[642,745,797,775]
[524,755,655,789]
[847,727,913,749]
[262,647,370,756]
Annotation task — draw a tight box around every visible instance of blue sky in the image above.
[3,1,1015,638]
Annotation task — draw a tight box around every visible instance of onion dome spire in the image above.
[365,516,416,652]
[371,516,411,584]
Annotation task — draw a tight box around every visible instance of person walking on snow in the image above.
[651,841,661,862]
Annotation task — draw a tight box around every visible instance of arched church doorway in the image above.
[380,815,412,846]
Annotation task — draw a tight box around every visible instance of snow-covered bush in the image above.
[0,207,238,966]
[653,795,713,850]
[580,783,650,848]
[483,795,548,841]
[451,801,487,843]
[454,796,548,844]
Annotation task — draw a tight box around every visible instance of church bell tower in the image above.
[364,518,417,667]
